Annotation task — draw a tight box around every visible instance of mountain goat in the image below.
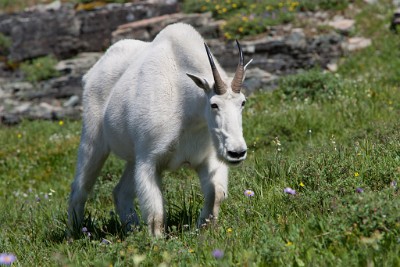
[68,23,252,237]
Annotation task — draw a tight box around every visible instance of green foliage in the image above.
[299,0,349,11]
[183,0,300,39]
[1,1,400,266]
[0,33,11,56]
[20,56,60,83]
[279,69,342,102]
[183,0,349,40]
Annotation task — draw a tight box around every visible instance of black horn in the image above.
[204,43,227,95]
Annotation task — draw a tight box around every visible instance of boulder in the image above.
[112,12,222,43]
[0,2,178,62]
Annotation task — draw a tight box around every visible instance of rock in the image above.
[342,37,372,52]
[112,12,221,43]
[12,102,31,113]
[327,62,338,72]
[242,68,278,95]
[1,114,21,125]
[285,28,307,50]
[328,18,355,34]
[390,8,400,32]
[0,2,179,62]
[2,82,34,98]
[55,52,102,75]
[63,95,80,107]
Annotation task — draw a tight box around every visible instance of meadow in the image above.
[1,1,400,266]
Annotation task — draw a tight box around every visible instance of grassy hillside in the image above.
[1,1,400,266]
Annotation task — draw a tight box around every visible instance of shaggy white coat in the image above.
[68,23,249,236]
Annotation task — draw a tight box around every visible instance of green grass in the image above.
[1,1,400,266]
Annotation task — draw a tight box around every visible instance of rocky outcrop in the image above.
[0,1,178,61]
[0,3,373,125]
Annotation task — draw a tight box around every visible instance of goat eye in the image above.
[211,103,219,109]
[241,101,246,107]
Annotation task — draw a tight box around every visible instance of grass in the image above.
[1,1,400,266]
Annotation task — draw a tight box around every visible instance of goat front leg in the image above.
[196,159,228,226]
[135,160,165,237]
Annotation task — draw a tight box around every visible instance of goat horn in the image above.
[204,43,227,95]
[231,39,245,94]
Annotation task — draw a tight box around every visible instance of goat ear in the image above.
[186,73,211,91]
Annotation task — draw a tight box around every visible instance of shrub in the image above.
[0,33,11,56]
[183,0,300,39]
[183,0,349,40]
[279,69,342,102]
[20,56,60,83]
[299,0,349,11]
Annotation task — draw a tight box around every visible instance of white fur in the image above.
[68,23,248,237]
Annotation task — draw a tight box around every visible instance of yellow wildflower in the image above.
[188,249,194,253]
[285,241,293,246]
[17,133,22,139]
[299,182,305,187]
[227,227,233,233]
[232,3,237,8]
[354,172,359,177]
[59,120,64,126]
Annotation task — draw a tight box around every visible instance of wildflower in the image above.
[285,241,293,246]
[244,189,255,197]
[390,180,397,188]
[299,182,305,187]
[17,133,22,139]
[101,239,111,245]
[354,172,359,177]
[59,120,64,126]
[82,227,88,233]
[0,253,16,265]
[232,3,237,8]
[356,187,364,193]
[212,249,224,259]
[284,187,296,195]
[188,249,194,253]
[227,228,233,233]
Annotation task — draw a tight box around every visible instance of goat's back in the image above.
[82,39,149,118]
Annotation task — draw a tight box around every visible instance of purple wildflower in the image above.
[244,189,255,197]
[0,253,16,265]
[356,187,364,193]
[284,187,296,195]
[82,227,88,233]
[390,180,397,188]
[101,239,111,245]
[212,249,224,259]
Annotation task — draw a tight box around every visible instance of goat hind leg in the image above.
[68,128,109,232]
[135,160,165,237]
[113,162,139,231]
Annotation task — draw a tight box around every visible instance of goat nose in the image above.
[227,149,247,159]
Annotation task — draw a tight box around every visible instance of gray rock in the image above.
[342,37,372,52]
[63,95,80,107]
[243,68,278,95]
[0,2,179,62]
[328,18,355,34]
[112,12,221,43]
[285,28,306,50]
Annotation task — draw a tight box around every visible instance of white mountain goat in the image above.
[68,23,252,237]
